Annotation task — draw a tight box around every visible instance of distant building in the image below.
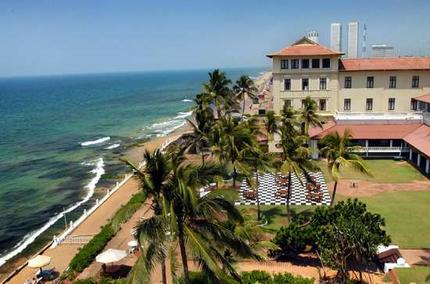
[330,23,342,52]
[347,21,359,58]
[371,44,395,57]
[306,31,319,43]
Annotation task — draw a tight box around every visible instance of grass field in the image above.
[394,266,430,283]
[360,191,430,249]
[317,159,426,183]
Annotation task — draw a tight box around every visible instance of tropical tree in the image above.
[299,96,323,135]
[264,110,278,141]
[233,75,258,119]
[320,130,371,205]
[203,69,235,117]
[210,117,256,188]
[279,124,319,221]
[243,147,274,221]
[123,150,173,284]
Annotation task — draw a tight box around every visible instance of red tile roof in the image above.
[414,94,430,104]
[267,37,343,58]
[311,123,422,140]
[404,124,430,158]
[340,57,430,71]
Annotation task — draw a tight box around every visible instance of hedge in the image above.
[62,191,146,279]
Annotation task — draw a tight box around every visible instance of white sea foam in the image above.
[0,158,105,267]
[80,137,110,147]
[105,143,120,150]
[181,99,193,102]
[141,111,192,138]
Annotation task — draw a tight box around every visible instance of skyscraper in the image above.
[347,21,359,58]
[330,23,342,52]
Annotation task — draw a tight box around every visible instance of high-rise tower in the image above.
[347,21,359,58]
[330,23,342,52]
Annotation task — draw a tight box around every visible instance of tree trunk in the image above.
[201,151,205,165]
[178,223,190,284]
[287,171,292,222]
[242,97,246,120]
[232,166,237,188]
[161,258,167,284]
[330,181,338,206]
[256,170,260,221]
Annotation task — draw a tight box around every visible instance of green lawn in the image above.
[317,159,426,183]
[359,191,430,249]
[239,191,430,249]
[394,266,430,283]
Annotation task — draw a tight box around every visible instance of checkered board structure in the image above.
[235,172,331,206]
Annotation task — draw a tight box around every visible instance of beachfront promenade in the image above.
[8,177,140,284]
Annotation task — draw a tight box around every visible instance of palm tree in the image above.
[203,69,235,117]
[265,110,278,141]
[243,147,274,221]
[233,75,258,119]
[123,150,173,284]
[210,117,255,188]
[320,130,371,206]
[167,151,257,283]
[299,96,323,135]
[279,124,319,221]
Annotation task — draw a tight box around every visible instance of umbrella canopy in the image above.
[127,240,138,247]
[28,255,51,268]
[96,249,127,264]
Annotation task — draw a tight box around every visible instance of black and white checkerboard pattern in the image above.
[235,172,331,206]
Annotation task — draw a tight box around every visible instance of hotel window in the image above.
[322,58,331,68]
[412,75,420,88]
[319,77,327,90]
[280,59,289,69]
[411,100,417,111]
[301,99,306,108]
[312,58,320,68]
[389,76,397,88]
[319,99,327,111]
[301,59,309,69]
[284,78,291,90]
[302,78,309,91]
[388,98,395,110]
[291,59,299,69]
[344,76,352,88]
[344,98,351,111]
[284,99,291,109]
[366,76,374,88]
[366,98,373,111]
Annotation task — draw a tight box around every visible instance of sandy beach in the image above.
[2,123,192,284]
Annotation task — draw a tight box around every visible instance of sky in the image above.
[1,0,430,77]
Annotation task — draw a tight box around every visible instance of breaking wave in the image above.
[80,137,111,147]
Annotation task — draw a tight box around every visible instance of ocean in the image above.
[0,67,264,268]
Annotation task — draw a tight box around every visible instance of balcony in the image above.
[356,146,409,153]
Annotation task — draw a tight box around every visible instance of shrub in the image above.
[241,270,272,283]
[64,192,145,277]
[73,279,96,284]
[273,272,314,284]
[273,222,315,254]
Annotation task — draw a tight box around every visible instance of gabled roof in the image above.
[267,37,343,58]
[311,123,422,140]
[339,57,430,71]
[414,94,430,104]
[404,124,430,158]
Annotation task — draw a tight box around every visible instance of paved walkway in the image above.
[7,178,140,284]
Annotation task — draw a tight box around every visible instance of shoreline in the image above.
[0,122,192,283]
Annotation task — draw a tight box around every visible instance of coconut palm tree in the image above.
[243,147,274,221]
[210,117,255,188]
[279,124,319,221]
[320,130,372,206]
[265,110,278,141]
[122,150,173,284]
[233,75,258,119]
[299,96,323,135]
[203,69,235,117]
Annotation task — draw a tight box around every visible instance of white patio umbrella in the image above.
[96,249,127,264]
[127,240,138,247]
[28,255,51,268]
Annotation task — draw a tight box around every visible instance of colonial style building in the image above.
[267,37,430,177]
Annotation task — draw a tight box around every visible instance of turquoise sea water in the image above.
[0,68,265,267]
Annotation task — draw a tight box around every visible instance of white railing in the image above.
[51,136,178,248]
[61,234,95,245]
[356,146,409,153]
